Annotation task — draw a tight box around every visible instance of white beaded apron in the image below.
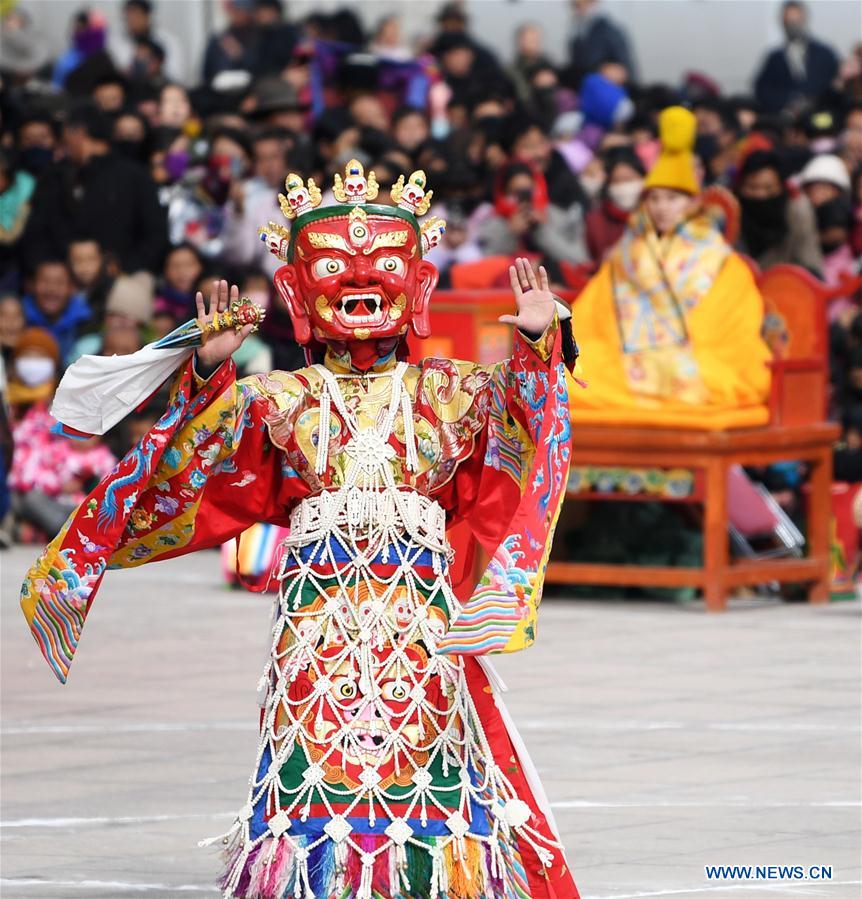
[206,362,559,899]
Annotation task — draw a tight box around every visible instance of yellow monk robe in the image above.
[570,208,772,429]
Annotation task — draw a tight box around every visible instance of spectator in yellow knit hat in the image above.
[569,105,773,430]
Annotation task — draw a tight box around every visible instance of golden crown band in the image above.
[277,160,435,220]
[259,160,446,261]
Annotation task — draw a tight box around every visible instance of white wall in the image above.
[14,0,862,94]
[15,0,211,84]
[468,0,861,93]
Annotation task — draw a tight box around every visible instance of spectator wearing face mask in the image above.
[370,14,411,62]
[52,9,112,90]
[525,63,565,134]
[816,196,858,323]
[753,0,840,115]
[129,35,168,89]
[15,114,58,179]
[802,108,842,156]
[21,259,91,367]
[692,98,742,186]
[735,149,822,273]
[112,111,152,167]
[6,326,61,418]
[8,327,116,539]
[586,148,646,261]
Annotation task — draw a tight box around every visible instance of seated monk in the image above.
[571,106,772,430]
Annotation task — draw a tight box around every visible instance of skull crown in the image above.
[260,163,445,262]
[278,173,323,220]
[333,159,379,204]
[390,171,433,217]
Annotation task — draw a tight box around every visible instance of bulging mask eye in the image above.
[334,677,357,700]
[313,256,347,278]
[381,681,409,702]
[373,256,405,276]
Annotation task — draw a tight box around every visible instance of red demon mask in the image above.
[262,163,445,351]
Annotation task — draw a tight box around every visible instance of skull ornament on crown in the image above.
[259,161,446,357]
[333,159,379,205]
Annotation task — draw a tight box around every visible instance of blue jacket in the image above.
[22,293,92,367]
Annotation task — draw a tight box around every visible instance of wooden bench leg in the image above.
[703,458,728,611]
[807,447,833,604]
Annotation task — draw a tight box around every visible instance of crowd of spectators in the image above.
[0,0,861,547]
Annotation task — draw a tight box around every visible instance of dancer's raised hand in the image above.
[499,257,556,335]
[195,279,254,367]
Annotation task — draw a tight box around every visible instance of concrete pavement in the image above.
[2,546,860,898]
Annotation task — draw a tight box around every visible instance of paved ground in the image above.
[1,545,860,899]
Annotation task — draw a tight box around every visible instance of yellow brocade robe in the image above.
[570,212,772,430]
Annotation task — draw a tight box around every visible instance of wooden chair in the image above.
[418,265,852,610]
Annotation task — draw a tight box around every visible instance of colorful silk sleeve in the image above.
[437,315,573,656]
[19,358,303,684]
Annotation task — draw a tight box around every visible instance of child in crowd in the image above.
[7,326,116,539]
[6,326,59,420]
